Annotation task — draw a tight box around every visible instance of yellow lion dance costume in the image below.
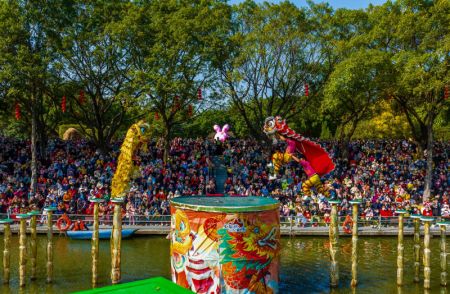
[111,120,150,198]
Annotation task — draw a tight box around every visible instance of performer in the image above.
[264,116,334,197]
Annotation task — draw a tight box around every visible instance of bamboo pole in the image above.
[437,221,450,286]
[28,210,40,280]
[111,197,124,284]
[349,200,361,287]
[16,214,30,287]
[395,210,408,286]
[44,207,56,283]
[410,214,421,283]
[421,216,434,290]
[0,219,13,284]
[329,199,340,288]
[91,198,104,287]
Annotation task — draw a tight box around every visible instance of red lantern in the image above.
[79,90,85,105]
[173,96,180,112]
[154,112,159,121]
[445,85,449,100]
[61,96,66,113]
[15,102,21,120]
[304,83,309,97]
[188,104,193,117]
[197,88,202,100]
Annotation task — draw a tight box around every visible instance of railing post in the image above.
[329,199,341,288]
[421,216,434,290]
[28,210,40,280]
[90,197,105,287]
[378,214,382,231]
[349,199,361,287]
[16,214,30,287]
[0,219,13,284]
[111,197,124,284]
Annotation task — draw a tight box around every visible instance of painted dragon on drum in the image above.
[263,116,335,197]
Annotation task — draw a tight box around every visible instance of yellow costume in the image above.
[111,120,150,198]
[271,151,292,174]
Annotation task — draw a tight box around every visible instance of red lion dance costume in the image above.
[263,116,335,197]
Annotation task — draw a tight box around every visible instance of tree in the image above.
[217,1,327,140]
[53,1,137,153]
[370,0,449,200]
[323,49,392,159]
[118,0,231,161]
[0,1,64,194]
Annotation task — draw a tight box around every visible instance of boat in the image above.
[67,229,138,240]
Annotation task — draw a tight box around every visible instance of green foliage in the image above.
[0,0,448,145]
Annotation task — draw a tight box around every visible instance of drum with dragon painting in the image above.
[170,196,280,294]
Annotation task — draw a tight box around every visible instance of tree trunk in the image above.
[95,128,110,155]
[423,119,433,202]
[336,124,349,162]
[163,125,171,164]
[30,94,38,197]
[37,119,47,162]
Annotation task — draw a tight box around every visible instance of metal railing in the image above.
[0,213,447,230]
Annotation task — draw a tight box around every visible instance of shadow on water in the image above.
[0,234,448,293]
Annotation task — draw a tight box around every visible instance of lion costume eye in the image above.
[268,121,275,128]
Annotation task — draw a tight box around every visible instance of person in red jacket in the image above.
[422,203,433,216]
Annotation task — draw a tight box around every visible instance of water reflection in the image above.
[0,235,447,293]
[279,236,446,293]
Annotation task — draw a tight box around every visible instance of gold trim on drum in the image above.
[170,202,280,213]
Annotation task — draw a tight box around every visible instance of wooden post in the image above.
[349,200,361,287]
[16,214,30,287]
[28,210,40,280]
[111,197,124,284]
[90,197,105,287]
[44,207,56,283]
[410,214,421,283]
[395,210,408,286]
[329,199,341,288]
[0,219,13,284]
[421,216,434,290]
[437,221,450,286]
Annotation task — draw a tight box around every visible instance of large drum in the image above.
[170,196,280,294]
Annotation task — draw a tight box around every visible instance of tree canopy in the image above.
[0,0,448,148]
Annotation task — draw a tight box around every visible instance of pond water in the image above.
[0,235,447,293]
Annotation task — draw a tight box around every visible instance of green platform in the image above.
[75,277,193,294]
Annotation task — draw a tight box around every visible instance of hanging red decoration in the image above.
[197,88,202,100]
[61,96,66,113]
[79,90,86,105]
[15,102,21,120]
[304,83,309,97]
[173,95,181,112]
[188,104,193,117]
[445,85,449,100]
[154,112,160,121]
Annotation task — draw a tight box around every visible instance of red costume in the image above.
[263,116,334,177]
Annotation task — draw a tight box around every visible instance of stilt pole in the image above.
[329,199,341,288]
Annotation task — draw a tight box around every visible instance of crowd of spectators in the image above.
[0,135,448,226]
[0,137,216,222]
[222,139,449,225]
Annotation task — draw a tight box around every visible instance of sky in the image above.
[228,0,388,10]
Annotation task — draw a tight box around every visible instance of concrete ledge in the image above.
[0,224,448,237]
